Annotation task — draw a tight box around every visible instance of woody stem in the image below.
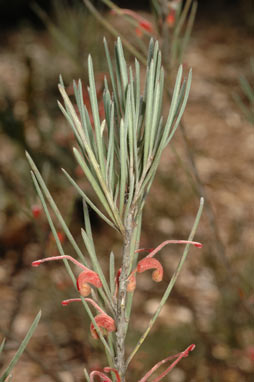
[115,213,134,381]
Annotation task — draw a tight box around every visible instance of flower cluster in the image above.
[62,298,116,339]
[32,255,115,339]
[126,240,202,292]
[32,238,202,376]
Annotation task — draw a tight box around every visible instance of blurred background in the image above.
[0,0,253,381]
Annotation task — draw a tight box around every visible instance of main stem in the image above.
[116,213,134,381]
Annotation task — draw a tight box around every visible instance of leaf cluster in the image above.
[57,38,192,235]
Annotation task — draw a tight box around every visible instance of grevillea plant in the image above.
[27,38,203,381]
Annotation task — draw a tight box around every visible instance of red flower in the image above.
[127,240,202,292]
[90,313,116,339]
[49,232,65,243]
[31,204,42,219]
[32,255,102,297]
[57,232,65,243]
[111,8,153,37]
[166,10,176,27]
[139,19,153,32]
[137,257,163,282]
[62,297,116,339]
[77,269,102,297]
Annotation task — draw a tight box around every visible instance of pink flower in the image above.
[127,239,202,292]
[127,257,163,292]
[90,314,116,339]
[77,269,102,297]
[137,257,163,282]
[62,297,116,339]
[32,255,102,297]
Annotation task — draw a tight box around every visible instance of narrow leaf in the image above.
[0,338,6,358]
[26,152,86,265]
[30,171,77,286]
[62,168,117,230]
[0,311,41,382]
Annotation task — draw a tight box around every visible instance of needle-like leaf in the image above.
[0,311,41,382]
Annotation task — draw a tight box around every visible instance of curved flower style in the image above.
[32,255,102,296]
[138,344,195,382]
[90,371,112,382]
[90,367,120,382]
[127,240,202,292]
[145,240,203,259]
[62,297,116,339]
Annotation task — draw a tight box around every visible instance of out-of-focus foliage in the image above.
[234,58,254,125]
[33,1,108,76]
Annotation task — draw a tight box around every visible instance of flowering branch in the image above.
[32,255,102,297]
[61,297,116,339]
[29,36,203,381]
[127,240,202,291]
